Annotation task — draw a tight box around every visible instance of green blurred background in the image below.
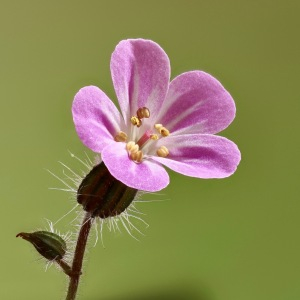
[1,0,299,299]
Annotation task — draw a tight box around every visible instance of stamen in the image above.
[131,116,142,127]
[114,131,128,142]
[130,150,143,163]
[154,124,170,137]
[136,130,152,148]
[154,124,163,131]
[126,141,139,153]
[156,146,169,158]
[160,127,170,137]
[137,107,150,119]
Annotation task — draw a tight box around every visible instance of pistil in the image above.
[136,130,152,148]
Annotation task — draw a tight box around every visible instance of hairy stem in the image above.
[66,213,93,300]
[56,259,73,276]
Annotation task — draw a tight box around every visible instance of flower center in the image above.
[114,107,170,163]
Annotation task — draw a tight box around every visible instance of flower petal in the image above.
[72,86,125,152]
[110,39,170,126]
[102,142,169,192]
[151,134,241,178]
[157,71,236,135]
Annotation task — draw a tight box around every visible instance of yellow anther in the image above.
[126,141,139,153]
[154,123,163,131]
[114,131,128,142]
[150,134,159,140]
[154,124,170,136]
[130,116,142,127]
[156,146,169,158]
[137,107,150,119]
[130,150,143,163]
[160,127,170,137]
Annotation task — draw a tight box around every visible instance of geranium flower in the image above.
[72,39,241,192]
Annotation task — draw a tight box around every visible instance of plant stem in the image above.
[56,259,72,276]
[66,212,93,300]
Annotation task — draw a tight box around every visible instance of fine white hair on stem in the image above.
[99,219,105,248]
[47,151,91,228]
[133,190,170,203]
[82,213,94,227]
[46,169,76,192]
[94,207,150,246]
[58,161,82,180]
[84,151,94,166]
[125,213,149,228]
[71,211,83,225]
[68,150,93,170]
[127,202,146,215]
[119,215,140,241]
[132,197,170,203]
[53,204,79,226]
[122,213,145,236]
[45,260,54,272]
[44,219,73,244]
[93,220,99,247]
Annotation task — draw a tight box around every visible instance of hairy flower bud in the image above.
[16,231,67,261]
[77,162,138,218]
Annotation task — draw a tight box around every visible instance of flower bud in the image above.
[77,162,138,218]
[16,231,67,261]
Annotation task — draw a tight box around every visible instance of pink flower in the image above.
[72,39,241,192]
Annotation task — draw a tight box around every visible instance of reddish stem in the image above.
[65,213,93,300]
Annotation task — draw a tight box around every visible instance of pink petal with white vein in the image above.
[102,142,170,192]
[110,39,170,126]
[72,86,125,153]
[152,134,241,178]
[157,71,236,135]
